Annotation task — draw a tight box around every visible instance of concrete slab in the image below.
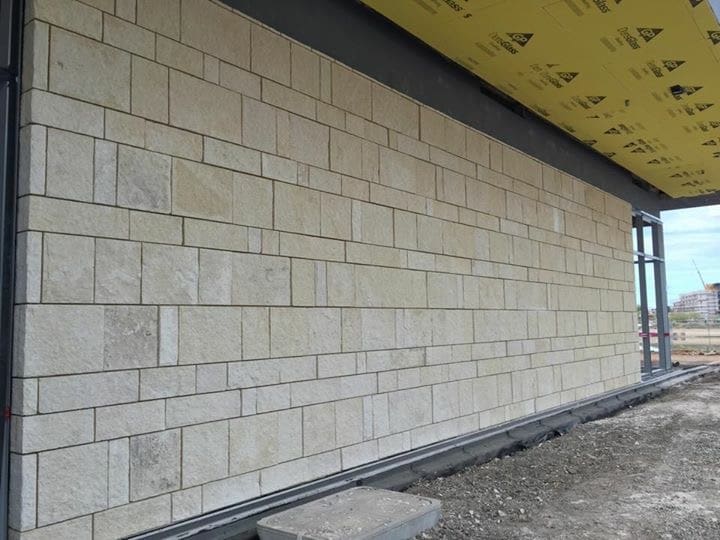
[256,487,441,540]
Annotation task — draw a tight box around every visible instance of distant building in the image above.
[673,283,720,319]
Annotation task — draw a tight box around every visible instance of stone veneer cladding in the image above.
[10,0,640,537]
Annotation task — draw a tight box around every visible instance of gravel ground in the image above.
[409,375,720,539]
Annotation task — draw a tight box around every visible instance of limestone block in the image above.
[166,390,241,428]
[280,233,345,262]
[198,250,231,305]
[131,57,168,122]
[250,24,290,84]
[156,35,203,77]
[93,495,171,540]
[201,139,259,176]
[180,0,250,68]
[371,83,418,137]
[182,420,229,487]
[420,107,466,158]
[156,306,178,367]
[332,64,371,118]
[259,451,340,496]
[172,487,201,522]
[11,377,38,416]
[303,402,336,455]
[129,430,180,500]
[262,154,297,184]
[437,168,466,207]
[475,310,528,343]
[170,70,243,143]
[94,139,117,205]
[103,306,158,371]
[229,409,302,473]
[15,519,91,540]
[427,272,462,308]
[179,307,241,365]
[255,384,290,413]
[378,147,435,196]
[431,310,473,346]
[105,110,145,147]
[37,443,108,526]
[9,453,35,530]
[18,125,46,196]
[466,178,506,218]
[319,192,351,240]
[114,0,136,21]
[277,112,329,168]
[202,473,260,512]
[396,309,433,348]
[49,28,130,110]
[95,239,141,303]
[117,145,171,213]
[172,158,233,221]
[46,128,93,201]
[220,62,261,98]
[291,43,320,97]
[12,409,93,454]
[38,371,138,413]
[505,281,548,311]
[270,308,341,358]
[108,439,130,506]
[222,174,268,230]
[196,363,228,393]
[240,307,269,360]
[96,400,165,440]
[104,14,154,58]
[242,97,277,153]
[21,90,104,138]
[15,305,104,377]
[274,183,320,235]
[140,366,195,400]
[141,244,198,304]
[232,253,290,305]
[417,215,443,254]
[21,20,49,92]
[137,0,180,39]
[351,200,393,247]
[41,233,94,303]
[388,387,432,433]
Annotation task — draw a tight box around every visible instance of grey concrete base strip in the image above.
[130,365,720,540]
[256,487,440,540]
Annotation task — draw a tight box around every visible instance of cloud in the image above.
[660,205,720,303]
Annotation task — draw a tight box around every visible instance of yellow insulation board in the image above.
[360,0,720,198]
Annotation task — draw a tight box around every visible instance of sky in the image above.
[659,204,720,305]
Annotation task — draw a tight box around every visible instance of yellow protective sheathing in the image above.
[361,0,720,198]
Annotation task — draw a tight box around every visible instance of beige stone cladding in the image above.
[11,0,639,537]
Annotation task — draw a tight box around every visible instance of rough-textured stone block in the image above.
[136,0,179,38]
[277,112,329,168]
[103,306,158,370]
[95,239,141,303]
[172,158,233,221]
[49,28,129,110]
[129,430,180,500]
[117,146,171,213]
[180,0,249,68]
[131,57,168,122]
[232,254,290,305]
[204,138,261,175]
[18,125,46,196]
[141,244,198,304]
[169,70,243,143]
[165,391,241,428]
[38,371,138,413]
[41,233,94,303]
[229,409,302,474]
[37,443,108,526]
[291,43,320,97]
[96,400,164,440]
[46,128,93,201]
[179,307,242,364]
[270,308,341,357]
[9,452,36,530]
[274,183,321,235]
[21,90,104,137]
[93,495,171,540]
[332,64,371,119]
[12,409,93,454]
[182,420,229,487]
[15,305,104,377]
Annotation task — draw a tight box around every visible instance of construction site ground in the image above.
[410,373,720,539]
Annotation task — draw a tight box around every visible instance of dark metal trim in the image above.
[0,0,23,538]
[129,365,718,540]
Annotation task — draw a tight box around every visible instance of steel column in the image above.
[652,222,672,371]
[635,215,653,374]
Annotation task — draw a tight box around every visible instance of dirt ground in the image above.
[409,374,720,539]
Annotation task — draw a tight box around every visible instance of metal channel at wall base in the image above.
[130,364,720,540]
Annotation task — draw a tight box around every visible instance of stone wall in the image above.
[10,0,640,537]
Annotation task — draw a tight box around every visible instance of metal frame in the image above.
[633,211,672,374]
[0,0,23,538]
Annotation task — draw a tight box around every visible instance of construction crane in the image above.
[693,259,707,290]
